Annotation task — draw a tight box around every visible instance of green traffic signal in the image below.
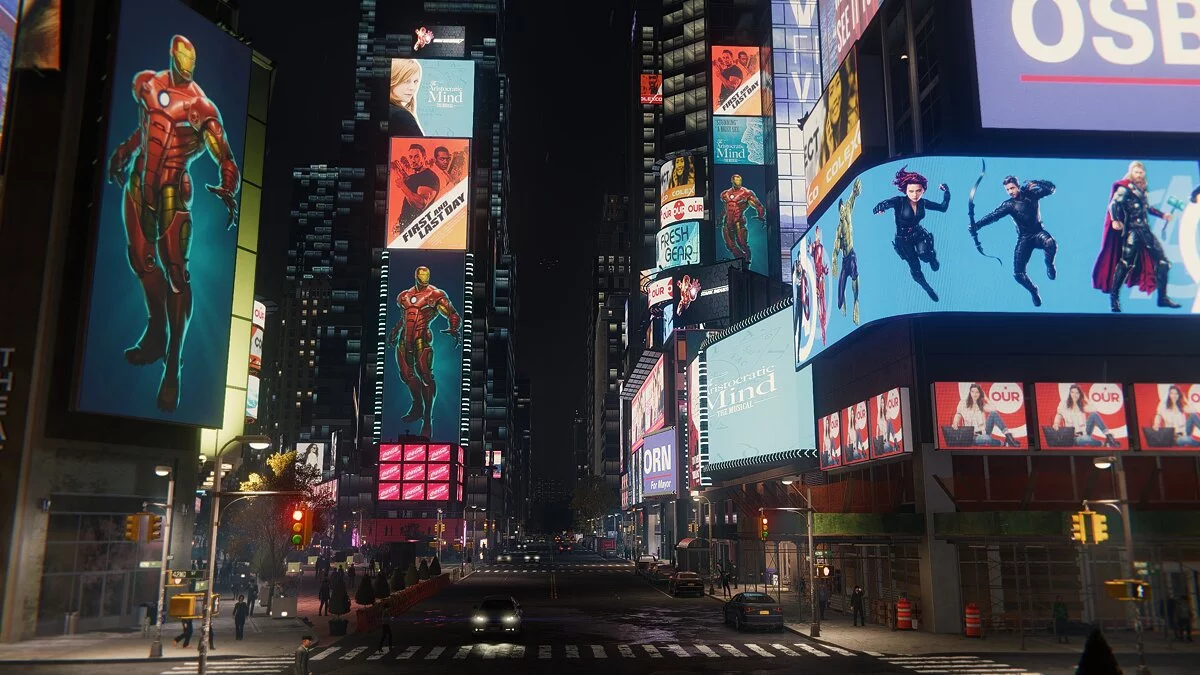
[291,534,302,545]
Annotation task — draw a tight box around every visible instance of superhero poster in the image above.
[843,401,870,465]
[386,137,470,250]
[380,250,466,443]
[792,155,1200,370]
[711,46,761,116]
[932,382,1029,450]
[818,411,842,470]
[1034,383,1129,451]
[1132,383,1200,450]
[76,0,251,427]
[713,164,771,277]
[868,387,911,459]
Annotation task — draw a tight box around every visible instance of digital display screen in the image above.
[385,137,470,250]
[388,58,474,138]
[818,410,843,470]
[867,387,911,459]
[818,0,884,86]
[641,426,678,498]
[427,463,450,481]
[843,401,870,465]
[379,464,402,482]
[801,47,861,216]
[712,46,762,116]
[428,444,452,462]
[656,221,701,272]
[714,116,765,165]
[1034,382,1129,450]
[713,163,771,277]
[378,483,400,501]
[403,444,427,462]
[402,483,426,501]
[403,464,426,482]
[1133,383,1200,450]
[687,357,701,487]
[426,483,450,501]
[640,72,662,105]
[933,382,1029,450]
[410,25,466,58]
[380,444,403,463]
[630,354,665,453]
[666,261,737,328]
[295,443,324,474]
[660,155,700,205]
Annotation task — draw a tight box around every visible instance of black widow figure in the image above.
[872,166,950,301]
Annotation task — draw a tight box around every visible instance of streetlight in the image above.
[198,435,271,675]
[1093,455,1150,675]
[690,490,716,595]
[779,481,821,638]
[148,463,177,658]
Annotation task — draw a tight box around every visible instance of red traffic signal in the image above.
[290,505,307,548]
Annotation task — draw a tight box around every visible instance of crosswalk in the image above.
[882,655,1043,674]
[158,657,294,674]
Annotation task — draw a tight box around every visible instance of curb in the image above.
[0,654,247,665]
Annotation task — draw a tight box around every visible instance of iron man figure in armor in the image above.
[387,266,462,438]
[106,35,241,412]
[719,173,766,265]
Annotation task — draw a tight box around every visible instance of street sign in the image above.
[138,560,163,568]
[1133,561,1150,577]
[169,569,204,580]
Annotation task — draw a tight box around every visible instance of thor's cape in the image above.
[1091,179,1158,294]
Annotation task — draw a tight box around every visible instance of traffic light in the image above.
[290,505,306,549]
[147,514,163,541]
[124,514,142,542]
[760,515,769,541]
[1091,512,1109,543]
[1070,512,1088,544]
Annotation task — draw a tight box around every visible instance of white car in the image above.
[497,552,513,563]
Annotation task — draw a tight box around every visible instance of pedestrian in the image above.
[1053,595,1069,644]
[1174,597,1193,642]
[731,562,739,589]
[293,634,316,675]
[852,585,866,626]
[721,568,732,599]
[318,578,331,616]
[818,584,829,620]
[247,582,259,617]
[379,605,393,649]
[173,618,193,648]
[347,564,356,591]
[233,594,249,640]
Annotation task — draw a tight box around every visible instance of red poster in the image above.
[868,388,908,459]
[819,411,843,469]
[403,464,427,482]
[428,463,450,481]
[378,483,400,501]
[402,483,426,501]
[1133,383,1200,450]
[933,382,1028,450]
[427,483,450,501]
[640,73,662,105]
[404,444,427,462]
[844,401,870,464]
[1034,383,1128,450]
[428,444,452,462]
[379,464,402,482]
[380,444,403,463]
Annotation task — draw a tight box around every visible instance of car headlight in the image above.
[503,615,517,623]
[472,615,486,623]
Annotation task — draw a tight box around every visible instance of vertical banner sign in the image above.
[933,382,1028,450]
[640,73,663,105]
[687,358,701,488]
[802,47,861,215]
[867,387,911,459]
[818,0,884,86]
[711,46,762,116]
[388,58,475,138]
[773,0,822,241]
[843,401,870,464]
[818,410,842,470]
[714,117,765,165]
[660,156,699,205]
[386,137,471,250]
[630,355,666,452]
[1034,382,1129,450]
[1133,383,1200,450]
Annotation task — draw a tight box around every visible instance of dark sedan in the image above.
[471,595,523,636]
[668,571,706,597]
[722,592,784,631]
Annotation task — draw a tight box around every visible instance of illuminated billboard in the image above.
[706,310,815,465]
[381,250,465,441]
[411,25,466,57]
[818,410,843,470]
[248,325,263,373]
[656,221,700,272]
[711,46,762,116]
[378,442,463,503]
[843,401,870,465]
[630,354,665,452]
[252,300,266,328]
[667,261,737,327]
[660,155,699,205]
[714,116,765,165]
[641,426,678,498]
[647,276,673,307]
[933,382,1028,450]
[818,0,884,86]
[660,197,705,227]
[245,374,259,423]
[1034,383,1128,450]
[77,0,251,426]
[971,0,1200,133]
[1133,384,1200,450]
[15,0,61,70]
[772,0,822,240]
[713,164,770,277]
[802,47,861,215]
[793,155,1200,368]
[296,442,326,474]
[487,450,502,479]
[386,137,470,250]
[388,58,475,138]
[687,358,701,487]
[867,387,911,459]
[640,72,662,105]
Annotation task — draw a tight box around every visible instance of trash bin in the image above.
[134,604,147,630]
[63,611,78,635]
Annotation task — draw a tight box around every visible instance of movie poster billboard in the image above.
[1034,383,1129,450]
[630,354,666,453]
[818,410,843,469]
[818,0,884,86]
[386,137,470,250]
[792,155,1200,368]
[660,155,699,205]
[381,250,465,442]
[641,426,678,498]
[656,221,700,271]
[410,25,466,57]
[388,58,475,138]
[867,387,912,459]
[843,401,870,464]
[802,47,861,215]
[640,72,662,105]
[714,116,765,166]
[76,0,251,427]
[1133,383,1200,450]
[933,382,1028,450]
[296,442,326,474]
[713,164,770,277]
[711,46,762,116]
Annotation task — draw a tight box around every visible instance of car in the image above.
[496,552,513,563]
[649,562,676,583]
[522,552,541,562]
[668,571,705,597]
[557,543,573,553]
[723,592,784,632]
[635,555,659,575]
[471,595,523,635]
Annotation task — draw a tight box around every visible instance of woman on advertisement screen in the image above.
[1153,385,1200,447]
[389,59,424,137]
[873,395,898,454]
[1053,384,1119,448]
[872,166,950,302]
[952,383,1019,447]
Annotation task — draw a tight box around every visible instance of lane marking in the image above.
[310,646,340,660]
[591,644,606,658]
[509,645,525,658]
[425,646,445,659]
[367,647,390,660]
[565,645,580,658]
[453,645,473,659]
[771,643,801,656]
[340,646,368,660]
[643,644,663,658]
[397,646,420,659]
[794,643,829,657]
[865,650,884,656]
[695,644,720,658]
[665,643,690,657]
[539,644,552,659]
[823,644,856,656]
[618,644,635,658]
[745,643,775,657]
[719,643,748,657]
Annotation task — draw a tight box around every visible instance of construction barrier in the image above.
[356,573,453,633]
[964,602,982,637]
[896,597,913,630]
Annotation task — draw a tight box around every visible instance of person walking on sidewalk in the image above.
[851,585,866,626]
[721,568,732,599]
[1053,595,1069,644]
[347,564,357,591]
[379,605,394,649]
[818,584,829,620]
[174,618,193,648]
[233,594,249,640]
[1174,597,1193,642]
[248,582,259,617]
[318,578,331,616]
[293,635,316,675]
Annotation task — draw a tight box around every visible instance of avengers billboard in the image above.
[714,116,765,165]
[381,251,465,442]
[792,155,1200,369]
[1034,382,1129,450]
[802,47,861,216]
[818,0,884,86]
[76,0,251,427]
[971,0,1200,133]
[656,221,700,272]
[386,137,470,250]
[713,164,770,277]
[1133,383,1200,450]
[705,309,814,465]
[771,0,822,237]
[933,382,1029,450]
[660,155,700,205]
[630,354,665,453]
[641,426,678,498]
[388,58,475,138]
[711,46,762,116]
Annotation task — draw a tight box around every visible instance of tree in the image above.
[389,566,405,592]
[404,562,418,588]
[418,558,430,580]
[374,573,390,599]
[429,557,441,576]
[355,575,376,606]
[570,475,618,533]
[328,574,350,617]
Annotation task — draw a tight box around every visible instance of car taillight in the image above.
[774,606,782,613]
[743,606,754,614]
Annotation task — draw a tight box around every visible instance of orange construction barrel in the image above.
[896,597,913,630]
[964,602,982,637]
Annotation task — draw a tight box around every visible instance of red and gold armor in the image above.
[719,174,766,265]
[387,266,461,438]
[106,35,240,412]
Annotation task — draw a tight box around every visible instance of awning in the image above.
[676,538,709,549]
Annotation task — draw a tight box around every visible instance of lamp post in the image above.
[781,480,820,637]
[1093,455,1150,675]
[197,435,272,675]
[148,463,176,658]
[689,490,715,595]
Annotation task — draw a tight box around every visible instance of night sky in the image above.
[239,1,631,482]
